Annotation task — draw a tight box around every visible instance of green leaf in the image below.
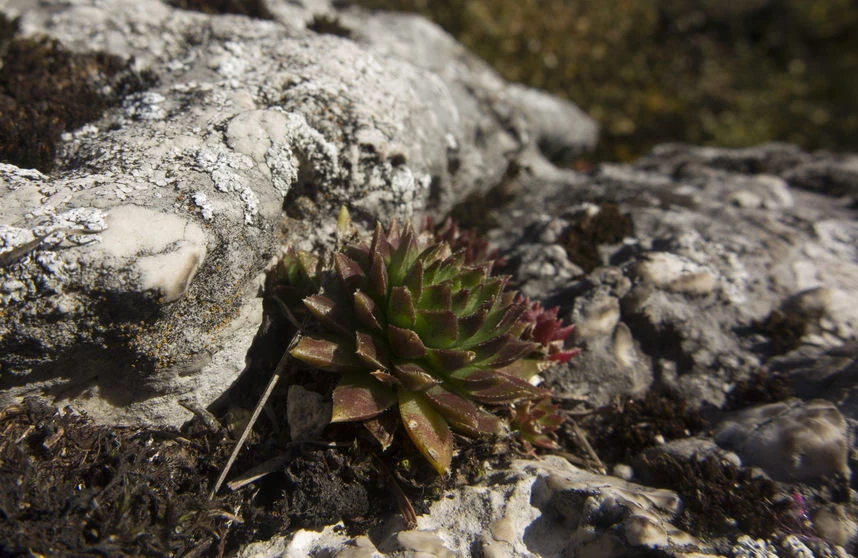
[388,286,416,328]
[402,259,424,301]
[457,309,487,341]
[461,277,504,315]
[370,222,391,259]
[368,251,389,302]
[290,335,364,373]
[399,390,453,474]
[387,325,427,359]
[424,386,501,437]
[388,223,420,284]
[336,205,352,240]
[353,289,384,332]
[451,289,471,314]
[419,283,452,311]
[414,309,458,348]
[426,348,476,374]
[466,371,547,404]
[470,335,538,367]
[459,265,489,290]
[332,373,396,422]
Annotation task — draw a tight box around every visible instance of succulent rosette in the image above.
[281,218,575,473]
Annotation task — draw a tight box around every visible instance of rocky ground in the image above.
[1,0,856,557]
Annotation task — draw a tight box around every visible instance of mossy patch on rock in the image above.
[561,203,633,272]
[0,15,154,172]
[166,0,273,19]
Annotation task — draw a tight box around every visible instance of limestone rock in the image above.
[243,456,711,558]
[0,0,597,425]
[489,143,858,409]
[713,399,851,482]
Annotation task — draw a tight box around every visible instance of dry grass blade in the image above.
[209,332,301,500]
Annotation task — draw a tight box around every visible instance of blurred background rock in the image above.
[353,0,858,163]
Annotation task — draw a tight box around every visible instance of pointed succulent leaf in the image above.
[331,373,396,422]
[388,223,420,284]
[467,371,548,404]
[370,222,391,259]
[353,289,384,332]
[457,309,487,342]
[334,253,366,291]
[303,294,353,337]
[414,309,459,348]
[344,245,370,269]
[420,283,452,311]
[291,335,364,373]
[386,219,402,249]
[434,251,466,284]
[424,386,501,437]
[387,325,427,359]
[449,367,504,390]
[370,369,400,386]
[418,242,452,270]
[368,252,389,301]
[483,338,539,368]
[393,362,441,391]
[496,358,550,381]
[296,250,320,280]
[422,258,443,286]
[426,348,476,374]
[451,289,470,314]
[355,331,389,370]
[469,334,515,362]
[458,266,488,291]
[402,259,424,301]
[462,277,504,315]
[549,347,580,363]
[399,390,453,474]
[388,286,416,328]
[336,205,353,240]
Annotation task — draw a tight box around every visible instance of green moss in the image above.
[357,0,858,162]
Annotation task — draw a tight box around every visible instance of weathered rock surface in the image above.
[3,1,858,557]
[490,143,858,413]
[240,456,709,558]
[0,0,597,425]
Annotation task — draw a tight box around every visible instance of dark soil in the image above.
[752,309,808,357]
[166,0,273,19]
[561,203,634,273]
[0,15,154,173]
[578,392,707,466]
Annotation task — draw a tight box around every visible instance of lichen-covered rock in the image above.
[0,0,596,425]
[488,143,858,409]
